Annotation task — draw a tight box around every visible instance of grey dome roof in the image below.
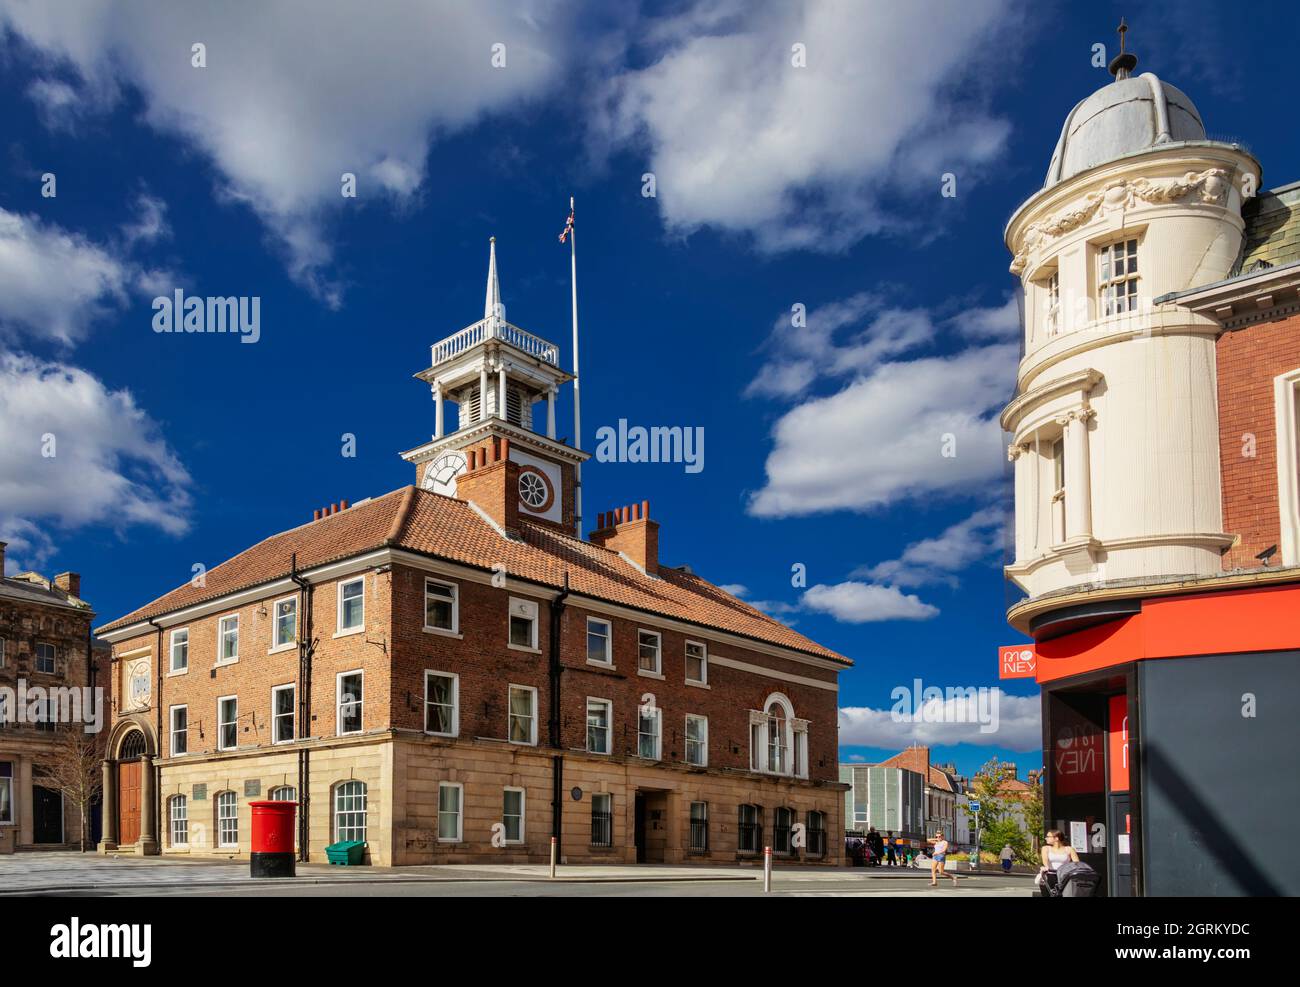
[1045,73,1205,188]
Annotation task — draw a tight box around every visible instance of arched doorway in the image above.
[116,729,147,847]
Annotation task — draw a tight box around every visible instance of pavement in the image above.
[0,851,1037,896]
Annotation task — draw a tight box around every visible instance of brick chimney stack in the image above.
[54,571,81,598]
[591,500,659,576]
[456,436,520,533]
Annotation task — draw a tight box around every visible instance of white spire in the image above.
[484,236,501,324]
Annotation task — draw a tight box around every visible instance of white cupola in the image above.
[1000,24,1262,618]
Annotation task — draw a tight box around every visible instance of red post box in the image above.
[250,800,296,878]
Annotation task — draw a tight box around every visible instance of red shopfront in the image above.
[1031,581,1300,897]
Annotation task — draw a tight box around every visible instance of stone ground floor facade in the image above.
[1,737,97,853]
[100,727,847,867]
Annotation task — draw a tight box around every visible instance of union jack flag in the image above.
[558,207,574,244]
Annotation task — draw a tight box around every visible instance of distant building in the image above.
[0,547,105,851]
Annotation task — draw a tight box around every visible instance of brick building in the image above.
[0,548,105,852]
[95,240,851,866]
[1001,34,1300,895]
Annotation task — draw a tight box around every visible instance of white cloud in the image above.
[0,353,193,537]
[0,202,178,346]
[854,506,1007,588]
[802,581,939,622]
[955,294,1021,341]
[839,689,1041,751]
[748,341,1016,517]
[591,0,1014,251]
[0,208,131,345]
[716,583,748,597]
[0,517,56,575]
[1,0,578,306]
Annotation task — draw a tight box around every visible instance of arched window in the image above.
[119,731,146,761]
[169,795,188,847]
[807,810,826,857]
[773,806,794,854]
[269,786,296,803]
[737,804,762,854]
[334,781,368,844]
[216,791,238,847]
[750,694,808,778]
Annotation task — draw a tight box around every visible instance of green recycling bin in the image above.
[325,840,367,865]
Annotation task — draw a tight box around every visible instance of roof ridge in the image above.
[384,486,418,544]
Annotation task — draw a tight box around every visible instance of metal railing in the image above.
[688,820,709,854]
[807,827,827,857]
[738,821,762,854]
[590,811,613,848]
[430,318,560,367]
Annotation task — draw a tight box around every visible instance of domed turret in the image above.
[1045,74,1205,188]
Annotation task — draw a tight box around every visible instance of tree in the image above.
[981,817,1032,863]
[1022,769,1045,854]
[35,728,103,851]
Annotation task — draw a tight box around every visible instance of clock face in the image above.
[423,451,468,496]
[128,659,151,709]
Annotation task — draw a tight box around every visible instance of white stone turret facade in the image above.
[1001,67,1261,604]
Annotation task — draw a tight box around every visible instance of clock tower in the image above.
[400,238,588,533]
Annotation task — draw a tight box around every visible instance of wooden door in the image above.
[118,760,141,846]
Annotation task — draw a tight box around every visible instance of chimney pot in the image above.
[500,437,510,460]
[314,509,322,521]
[331,503,339,515]
[641,499,650,519]
[341,499,350,511]
[468,449,478,470]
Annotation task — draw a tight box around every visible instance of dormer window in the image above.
[1099,238,1139,315]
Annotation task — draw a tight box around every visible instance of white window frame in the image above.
[507,597,539,652]
[269,786,296,802]
[270,595,298,652]
[508,684,538,746]
[438,781,464,842]
[217,614,239,665]
[1098,237,1139,317]
[685,639,708,685]
[636,629,662,677]
[216,791,238,847]
[1043,268,1061,336]
[1274,367,1300,566]
[423,577,460,636]
[750,692,808,779]
[423,670,459,737]
[502,786,526,845]
[336,576,365,635]
[169,794,188,847]
[336,670,364,736]
[271,684,295,745]
[169,704,188,757]
[333,780,368,844]
[586,697,612,755]
[169,628,189,674]
[637,706,662,761]
[35,642,55,674]
[217,695,238,752]
[586,616,613,666]
[685,714,708,767]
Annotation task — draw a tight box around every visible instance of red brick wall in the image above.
[114,569,394,758]
[1217,312,1300,570]
[111,559,842,784]
[389,566,841,782]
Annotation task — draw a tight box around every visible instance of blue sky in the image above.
[0,0,1288,780]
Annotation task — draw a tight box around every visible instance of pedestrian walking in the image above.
[1037,829,1079,896]
[1000,844,1014,873]
[929,830,959,887]
[885,834,897,867]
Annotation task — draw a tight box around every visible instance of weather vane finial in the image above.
[1108,17,1137,80]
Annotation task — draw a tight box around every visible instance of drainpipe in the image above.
[147,617,164,853]
[289,553,314,862]
[548,572,570,855]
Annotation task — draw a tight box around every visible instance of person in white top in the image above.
[929,830,959,887]
[1000,844,1015,872]
[1038,829,1079,894]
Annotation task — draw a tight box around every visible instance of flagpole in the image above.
[569,195,583,538]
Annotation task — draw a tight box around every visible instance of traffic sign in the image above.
[969,800,981,814]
